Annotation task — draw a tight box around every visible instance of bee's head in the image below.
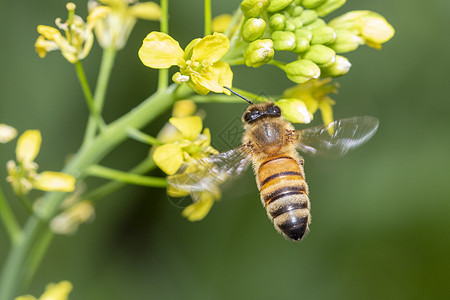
[242,102,282,124]
[222,87,282,124]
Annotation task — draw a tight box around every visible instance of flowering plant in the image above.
[0,0,393,298]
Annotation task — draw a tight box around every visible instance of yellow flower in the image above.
[329,10,395,50]
[35,3,110,63]
[6,130,75,196]
[212,14,232,33]
[138,32,233,95]
[50,201,95,235]
[153,116,218,175]
[15,280,73,300]
[182,190,220,222]
[89,0,161,50]
[283,78,337,127]
[0,124,17,143]
[275,98,312,124]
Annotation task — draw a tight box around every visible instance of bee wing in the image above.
[296,116,379,157]
[167,147,252,193]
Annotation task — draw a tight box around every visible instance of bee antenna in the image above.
[223,86,253,104]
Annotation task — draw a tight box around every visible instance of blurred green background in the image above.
[1,0,450,299]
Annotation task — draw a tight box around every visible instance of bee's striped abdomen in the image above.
[257,155,311,241]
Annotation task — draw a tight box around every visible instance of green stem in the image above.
[84,158,157,202]
[268,59,286,69]
[204,0,211,36]
[19,194,33,215]
[22,228,54,291]
[0,187,22,245]
[81,47,117,147]
[0,84,193,300]
[86,165,168,188]
[190,94,278,103]
[74,61,105,131]
[127,127,162,145]
[158,0,169,91]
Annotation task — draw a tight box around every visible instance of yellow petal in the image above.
[211,61,233,94]
[191,32,230,63]
[50,201,95,235]
[276,99,312,124]
[87,6,111,27]
[14,296,36,300]
[0,124,17,143]
[172,100,197,118]
[40,281,73,300]
[16,130,41,164]
[182,192,215,221]
[184,38,201,61]
[35,36,59,58]
[186,76,212,95]
[361,14,395,46]
[37,25,62,41]
[212,14,232,33]
[32,172,76,192]
[138,32,185,68]
[167,185,190,197]
[318,98,335,132]
[153,143,184,175]
[169,116,203,141]
[129,2,161,20]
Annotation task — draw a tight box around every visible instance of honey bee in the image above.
[168,88,379,242]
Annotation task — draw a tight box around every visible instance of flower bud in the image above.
[315,0,347,17]
[298,10,318,26]
[287,16,303,31]
[284,59,320,83]
[240,0,271,18]
[294,36,310,53]
[0,124,17,143]
[276,98,312,123]
[303,44,336,67]
[302,0,327,9]
[320,55,351,77]
[272,31,296,51]
[242,18,267,42]
[295,28,312,40]
[311,26,336,44]
[329,29,361,53]
[284,3,303,17]
[244,39,274,67]
[328,11,394,48]
[267,0,294,13]
[269,13,286,31]
[304,18,326,30]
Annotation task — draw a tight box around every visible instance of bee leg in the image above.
[285,129,297,143]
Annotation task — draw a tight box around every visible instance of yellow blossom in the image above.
[153,116,217,175]
[35,3,110,63]
[138,32,233,95]
[50,201,95,235]
[275,98,312,124]
[283,78,337,127]
[89,0,161,49]
[6,130,75,196]
[212,14,232,33]
[182,190,220,222]
[329,10,395,50]
[0,124,18,143]
[15,280,73,300]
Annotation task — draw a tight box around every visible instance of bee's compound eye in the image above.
[244,112,252,122]
[273,105,281,116]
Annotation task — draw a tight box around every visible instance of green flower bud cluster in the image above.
[240,0,274,67]
[239,0,394,84]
